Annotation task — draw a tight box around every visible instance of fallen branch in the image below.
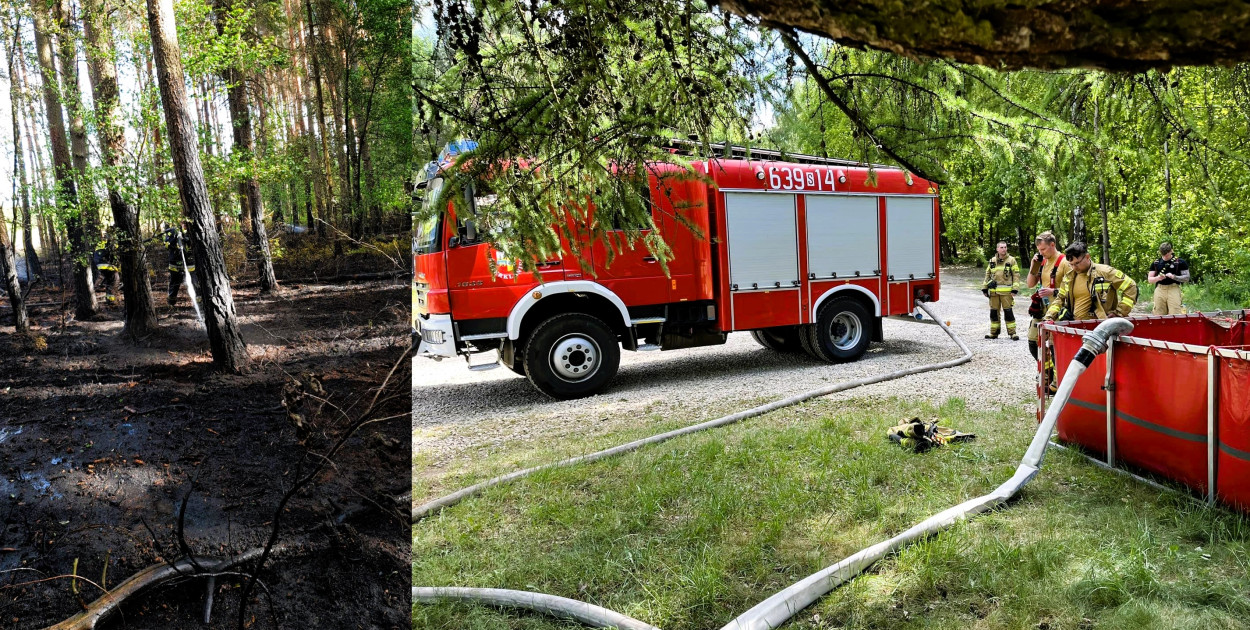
[236,343,412,628]
[42,547,271,630]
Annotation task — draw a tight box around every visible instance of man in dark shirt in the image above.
[1148,242,1189,315]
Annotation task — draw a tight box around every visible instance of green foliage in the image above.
[772,42,1250,280]
[416,0,776,269]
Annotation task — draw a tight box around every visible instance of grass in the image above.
[1136,276,1250,314]
[413,396,1250,630]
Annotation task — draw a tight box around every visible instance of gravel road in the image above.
[414,266,1039,466]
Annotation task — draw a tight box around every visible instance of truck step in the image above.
[466,350,502,371]
[637,343,662,351]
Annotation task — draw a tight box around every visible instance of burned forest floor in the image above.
[1,259,411,629]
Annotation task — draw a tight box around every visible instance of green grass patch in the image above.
[414,397,1250,629]
[1137,276,1250,314]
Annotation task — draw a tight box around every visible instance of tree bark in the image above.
[719,0,1250,71]
[1,206,28,333]
[6,21,42,282]
[83,0,158,337]
[147,0,249,372]
[1163,137,1173,239]
[30,0,96,319]
[54,0,97,247]
[215,0,278,293]
[1098,178,1110,264]
[304,0,332,236]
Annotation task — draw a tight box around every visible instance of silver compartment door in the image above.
[724,192,798,289]
[886,197,935,279]
[806,195,879,279]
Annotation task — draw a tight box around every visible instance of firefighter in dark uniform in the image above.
[161,223,200,306]
[93,231,120,304]
[982,241,1019,339]
[1044,241,1138,323]
[1148,242,1189,315]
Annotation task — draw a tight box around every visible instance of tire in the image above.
[505,357,526,376]
[797,324,823,360]
[522,313,621,399]
[750,326,804,353]
[805,297,872,362]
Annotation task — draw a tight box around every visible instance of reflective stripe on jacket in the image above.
[983,255,1017,293]
[1046,263,1138,320]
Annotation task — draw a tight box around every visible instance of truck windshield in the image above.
[414,178,444,254]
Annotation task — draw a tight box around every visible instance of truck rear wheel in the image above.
[523,313,620,399]
[750,327,804,353]
[806,297,872,362]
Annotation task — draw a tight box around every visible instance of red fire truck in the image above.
[414,142,941,399]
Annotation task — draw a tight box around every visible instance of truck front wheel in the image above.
[523,313,620,399]
[806,297,872,362]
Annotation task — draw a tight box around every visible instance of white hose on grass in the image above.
[718,317,1134,630]
[414,300,972,523]
[413,587,661,630]
[415,315,1133,630]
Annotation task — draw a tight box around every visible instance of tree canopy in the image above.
[416,0,1250,287]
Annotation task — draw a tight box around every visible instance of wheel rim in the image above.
[829,312,863,351]
[550,334,601,382]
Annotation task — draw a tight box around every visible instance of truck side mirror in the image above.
[448,235,460,248]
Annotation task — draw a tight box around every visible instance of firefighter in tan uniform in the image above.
[982,241,1019,339]
[1025,231,1071,359]
[1044,241,1138,323]
[1148,242,1189,315]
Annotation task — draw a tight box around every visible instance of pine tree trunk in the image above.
[1098,178,1110,264]
[30,0,96,319]
[1,207,28,333]
[5,24,42,282]
[215,0,277,293]
[304,0,332,236]
[83,0,158,337]
[55,0,98,251]
[147,0,249,372]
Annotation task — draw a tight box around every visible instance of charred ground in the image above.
[1,247,410,629]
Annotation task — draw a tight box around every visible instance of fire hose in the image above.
[414,305,1132,628]
[414,301,971,523]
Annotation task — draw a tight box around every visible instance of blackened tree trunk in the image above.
[215,0,277,293]
[1,209,28,333]
[83,0,158,336]
[148,0,249,372]
[30,0,96,319]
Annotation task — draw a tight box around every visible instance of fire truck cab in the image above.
[414,142,941,399]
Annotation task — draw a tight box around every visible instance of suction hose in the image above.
[412,587,661,630]
[414,300,971,523]
[720,317,1134,630]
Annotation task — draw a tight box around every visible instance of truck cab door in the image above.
[588,180,671,306]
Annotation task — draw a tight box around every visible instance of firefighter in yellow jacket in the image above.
[982,241,1019,339]
[1044,241,1138,323]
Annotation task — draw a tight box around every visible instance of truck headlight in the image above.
[421,327,446,344]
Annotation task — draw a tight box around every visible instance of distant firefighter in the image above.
[161,223,200,307]
[93,232,120,304]
[982,240,1019,340]
[1148,242,1189,315]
